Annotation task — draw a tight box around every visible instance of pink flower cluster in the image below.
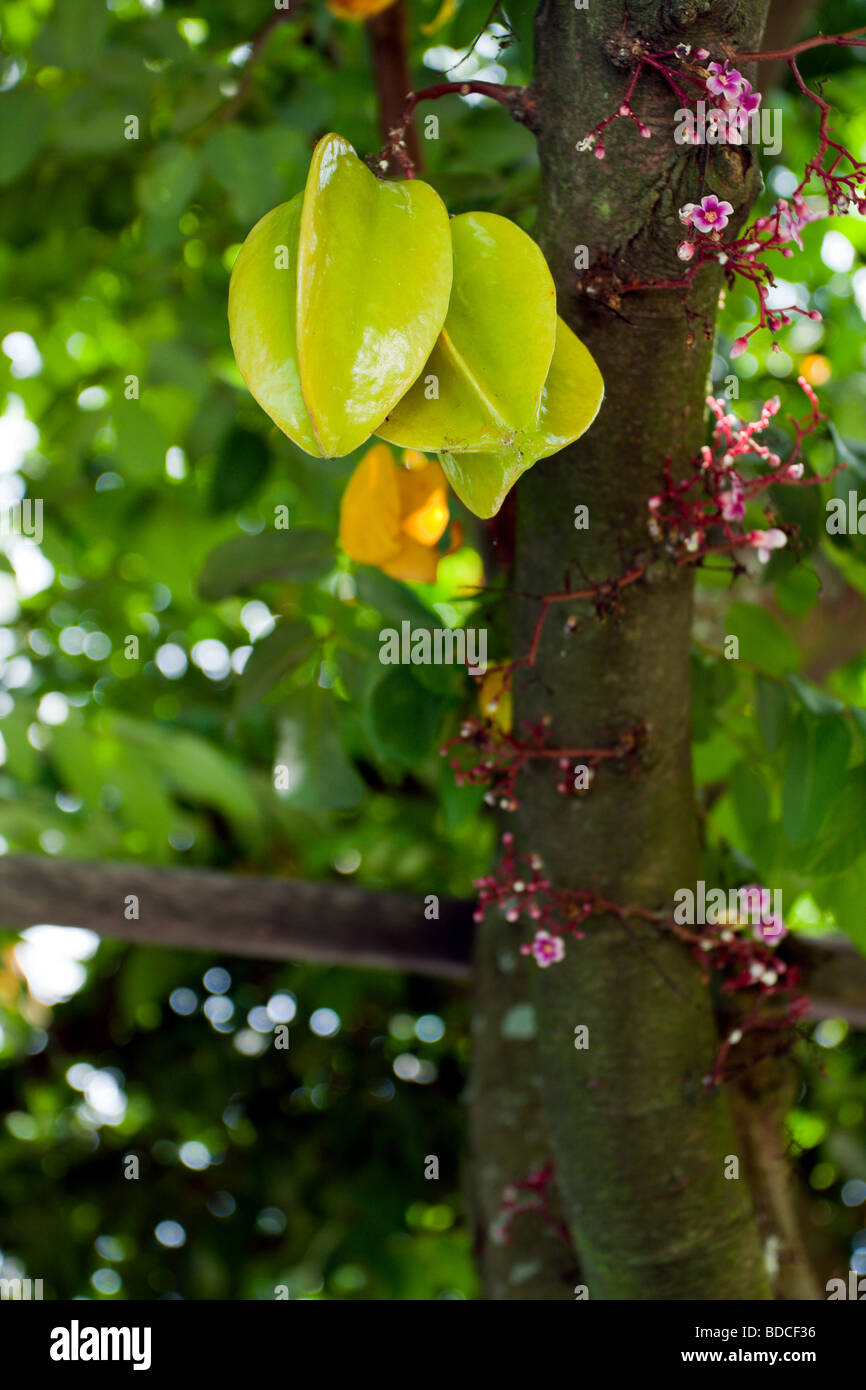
[704,59,762,138]
[440,709,635,812]
[440,717,524,812]
[571,36,864,348]
[647,379,827,567]
[666,883,807,1085]
[472,833,592,967]
[738,884,787,945]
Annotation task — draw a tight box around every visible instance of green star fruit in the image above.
[228,132,453,458]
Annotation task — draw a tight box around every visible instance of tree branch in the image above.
[213,3,299,127]
[367,0,423,175]
[734,24,866,62]
[0,856,472,980]
[382,81,537,175]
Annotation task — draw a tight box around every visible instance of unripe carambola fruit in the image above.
[228,132,452,458]
[438,316,605,518]
[375,211,558,454]
[374,211,604,518]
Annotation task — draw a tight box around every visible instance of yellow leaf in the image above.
[339,445,450,583]
[339,443,404,568]
[478,666,512,732]
[328,0,398,18]
[421,0,460,34]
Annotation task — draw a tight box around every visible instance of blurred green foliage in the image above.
[0,0,864,1298]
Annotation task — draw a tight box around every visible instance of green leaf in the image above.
[0,712,40,782]
[34,0,107,68]
[198,528,334,601]
[137,143,200,224]
[110,715,263,849]
[828,421,866,483]
[0,89,50,186]
[237,621,315,709]
[691,652,738,742]
[367,668,444,767]
[755,674,793,753]
[353,566,437,630]
[821,859,866,956]
[501,1,538,61]
[113,400,168,480]
[438,754,485,830]
[782,713,850,846]
[352,566,467,696]
[731,760,771,843]
[452,0,504,47]
[786,673,845,716]
[275,687,364,811]
[48,724,104,808]
[726,602,799,674]
[803,765,866,877]
[201,126,283,227]
[53,92,130,155]
[209,427,271,514]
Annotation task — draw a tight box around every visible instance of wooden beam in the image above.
[1,857,865,1024]
[0,855,473,980]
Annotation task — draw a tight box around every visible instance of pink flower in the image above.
[706,60,745,104]
[739,885,787,944]
[756,915,787,945]
[677,240,696,261]
[739,884,768,920]
[524,930,565,968]
[736,80,761,116]
[730,336,749,358]
[776,192,820,250]
[678,202,697,226]
[690,194,734,234]
[719,478,745,522]
[748,527,787,563]
[695,47,710,61]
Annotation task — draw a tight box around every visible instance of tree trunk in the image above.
[470,0,822,1300]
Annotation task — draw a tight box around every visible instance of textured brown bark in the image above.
[367,1,422,173]
[468,0,825,1301]
[469,912,578,1298]
[725,1011,821,1300]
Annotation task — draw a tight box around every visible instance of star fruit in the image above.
[375,211,603,517]
[228,132,452,458]
[229,133,604,520]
